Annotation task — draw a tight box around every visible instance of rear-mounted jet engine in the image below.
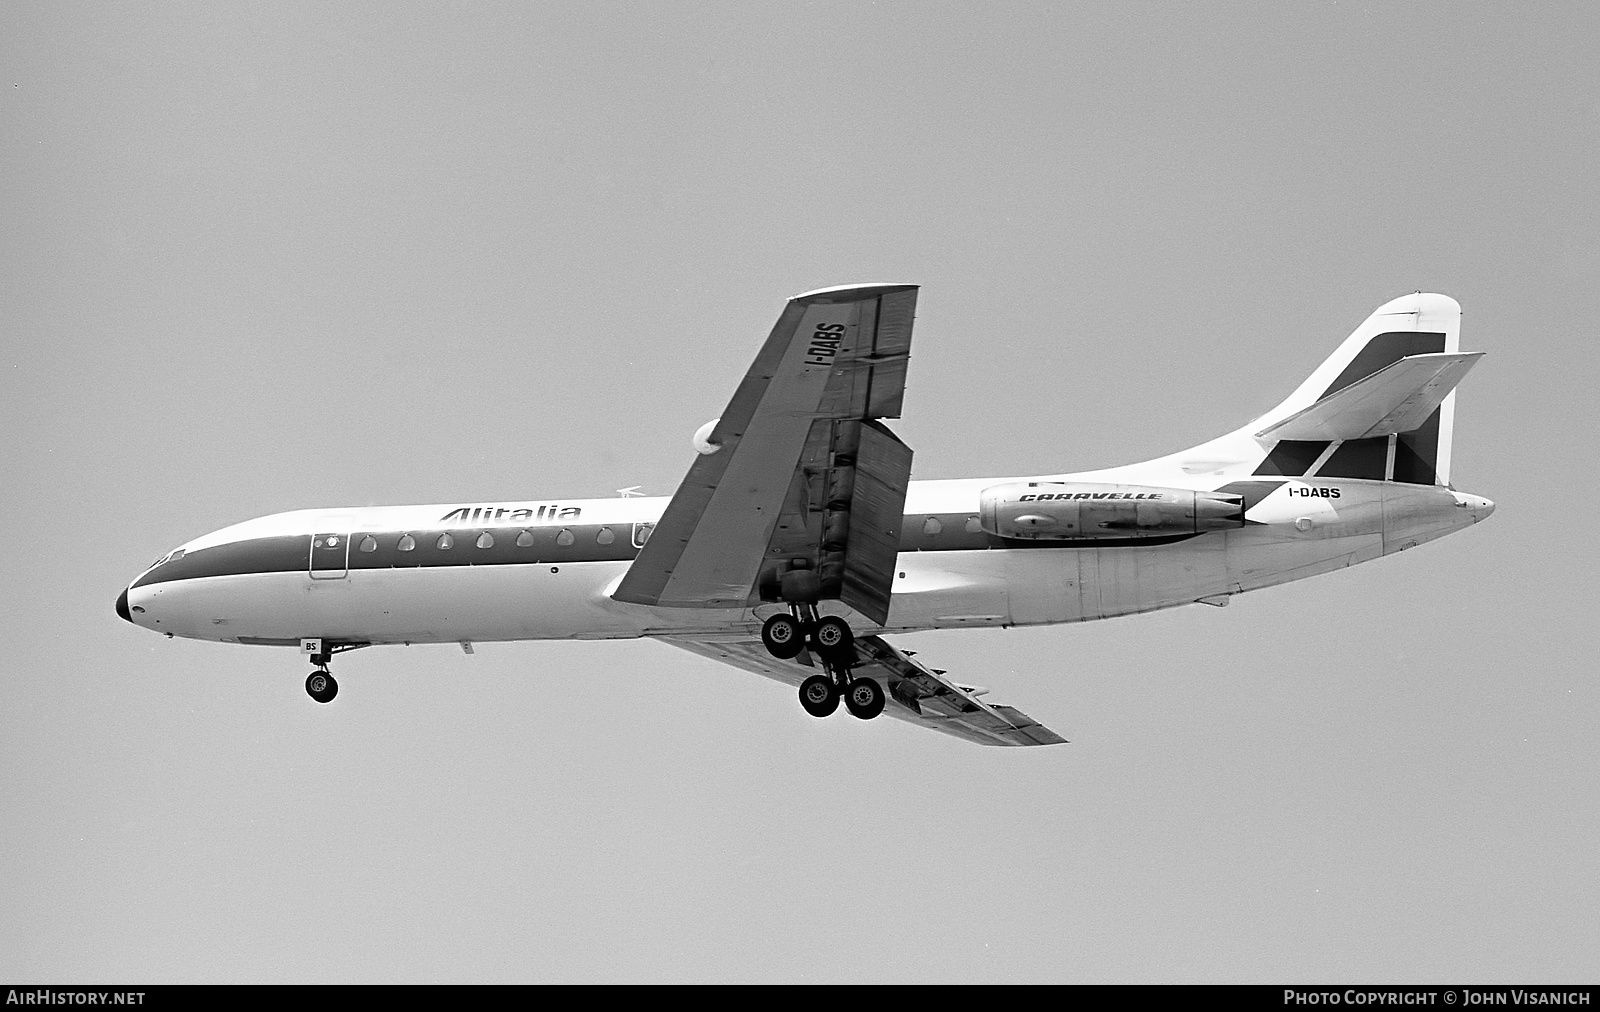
[979,482,1245,540]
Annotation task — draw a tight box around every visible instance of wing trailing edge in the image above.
[659,633,1067,747]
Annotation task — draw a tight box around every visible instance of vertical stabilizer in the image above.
[1249,293,1463,486]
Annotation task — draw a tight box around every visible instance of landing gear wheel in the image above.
[812,616,854,661]
[843,677,885,720]
[761,614,806,659]
[305,670,338,704]
[798,674,840,718]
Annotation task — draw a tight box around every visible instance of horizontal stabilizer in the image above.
[1256,352,1483,442]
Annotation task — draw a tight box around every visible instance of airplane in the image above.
[115,284,1493,746]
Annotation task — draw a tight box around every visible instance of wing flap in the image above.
[1256,352,1483,442]
[837,421,913,625]
[658,633,1067,747]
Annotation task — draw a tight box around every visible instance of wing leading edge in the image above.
[613,284,918,623]
[661,634,1068,747]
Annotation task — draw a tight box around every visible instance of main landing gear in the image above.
[762,607,883,722]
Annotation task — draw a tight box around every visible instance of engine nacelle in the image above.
[979,482,1245,540]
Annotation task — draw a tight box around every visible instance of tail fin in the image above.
[1248,293,1472,486]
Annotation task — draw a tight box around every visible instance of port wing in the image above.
[660,633,1067,747]
[613,284,918,624]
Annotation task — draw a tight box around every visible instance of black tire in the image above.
[305,670,338,704]
[798,674,840,718]
[761,614,805,659]
[812,616,854,661]
[843,677,885,720]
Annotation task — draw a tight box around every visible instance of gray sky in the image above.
[3,1,1596,983]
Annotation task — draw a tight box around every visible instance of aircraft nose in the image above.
[116,587,132,623]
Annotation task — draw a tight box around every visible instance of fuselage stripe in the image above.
[131,517,1205,587]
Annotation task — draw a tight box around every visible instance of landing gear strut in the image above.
[764,605,883,722]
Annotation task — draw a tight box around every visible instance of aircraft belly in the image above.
[1003,551,1079,625]
[1222,528,1385,594]
[343,563,643,643]
[883,551,1010,630]
[1380,483,1473,554]
[1069,538,1232,621]
[140,563,645,645]
[890,541,1241,628]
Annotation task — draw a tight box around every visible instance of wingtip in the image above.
[790,283,919,305]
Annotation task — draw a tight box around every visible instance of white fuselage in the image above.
[121,473,1494,650]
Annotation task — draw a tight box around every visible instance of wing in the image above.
[613,284,918,624]
[660,633,1068,747]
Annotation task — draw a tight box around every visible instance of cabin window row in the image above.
[355,528,618,553]
[919,516,984,535]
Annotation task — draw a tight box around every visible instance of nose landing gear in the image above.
[305,668,338,704]
[301,642,367,704]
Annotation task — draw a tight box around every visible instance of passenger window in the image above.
[397,534,415,552]
[437,533,454,550]
[515,530,534,548]
[359,536,377,553]
[555,529,575,547]
[965,517,982,534]
[596,527,615,546]
[923,517,942,535]
[476,532,494,549]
